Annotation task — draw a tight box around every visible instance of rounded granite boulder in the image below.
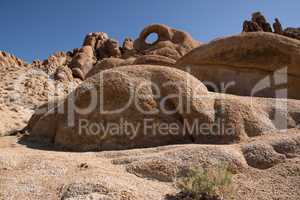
[176,32,300,99]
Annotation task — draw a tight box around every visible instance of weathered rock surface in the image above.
[97,39,122,59]
[133,55,176,67]
[176,32,300,99]
[27,65,214,151]
[69,46,96,80]
[85,54,176,79]
[1,130,300,199]
[86,57,135,78]
[54,65,74,82]
[26,65,300,151]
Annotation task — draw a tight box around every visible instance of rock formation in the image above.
[176,32,300,99]
[0,51,26,68]
[27,64,300,151]
[133,24,200,59]
[83,32,109,49]
[0,50,78,136]
[251,12,272,32]
[0,51,29,136]
[242,12,272,33]
[69,46,96,80]
[283,27,300,40]
[50,24,200,81]
[273,18,283,34]
[242,20,263,32]
[83,32,122,59]
[97,38,122,59]
[54,65,74,82]
[122,38,134,50]
[243,12,300,41]
[27,65,214,150]
[31,51,73,82]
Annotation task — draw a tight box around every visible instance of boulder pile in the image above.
[0,51,27,69]
[243,12,300,40]
[51,24,200,81]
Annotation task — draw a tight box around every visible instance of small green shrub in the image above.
[176,164,234,200]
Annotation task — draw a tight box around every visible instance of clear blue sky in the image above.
[1,0,299,62]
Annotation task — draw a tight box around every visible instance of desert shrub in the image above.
[176,164,234,200]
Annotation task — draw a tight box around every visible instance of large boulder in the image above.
[121,37,135,58]
[83,32,109,50]
[27,65,300,151]
[27,65,214,151]
[54,65,74,82]
[97,39,121,59]
[273,18,283,35]
[176,32,300,99]
[69,46,96,80]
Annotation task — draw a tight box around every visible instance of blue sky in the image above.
[1,0,299,62]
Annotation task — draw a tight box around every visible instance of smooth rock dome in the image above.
[27,65,214,151]
[176,32,300,99]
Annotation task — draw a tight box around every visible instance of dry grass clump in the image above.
[171,164,234,200]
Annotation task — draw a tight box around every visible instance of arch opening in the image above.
[145,32,159,45]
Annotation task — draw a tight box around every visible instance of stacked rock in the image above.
[273,18,283,34]
[68,46,96,80]
[243,12,300,41]
[67,32,123,80]
[243,12,272,32]
[251,12,272,32]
